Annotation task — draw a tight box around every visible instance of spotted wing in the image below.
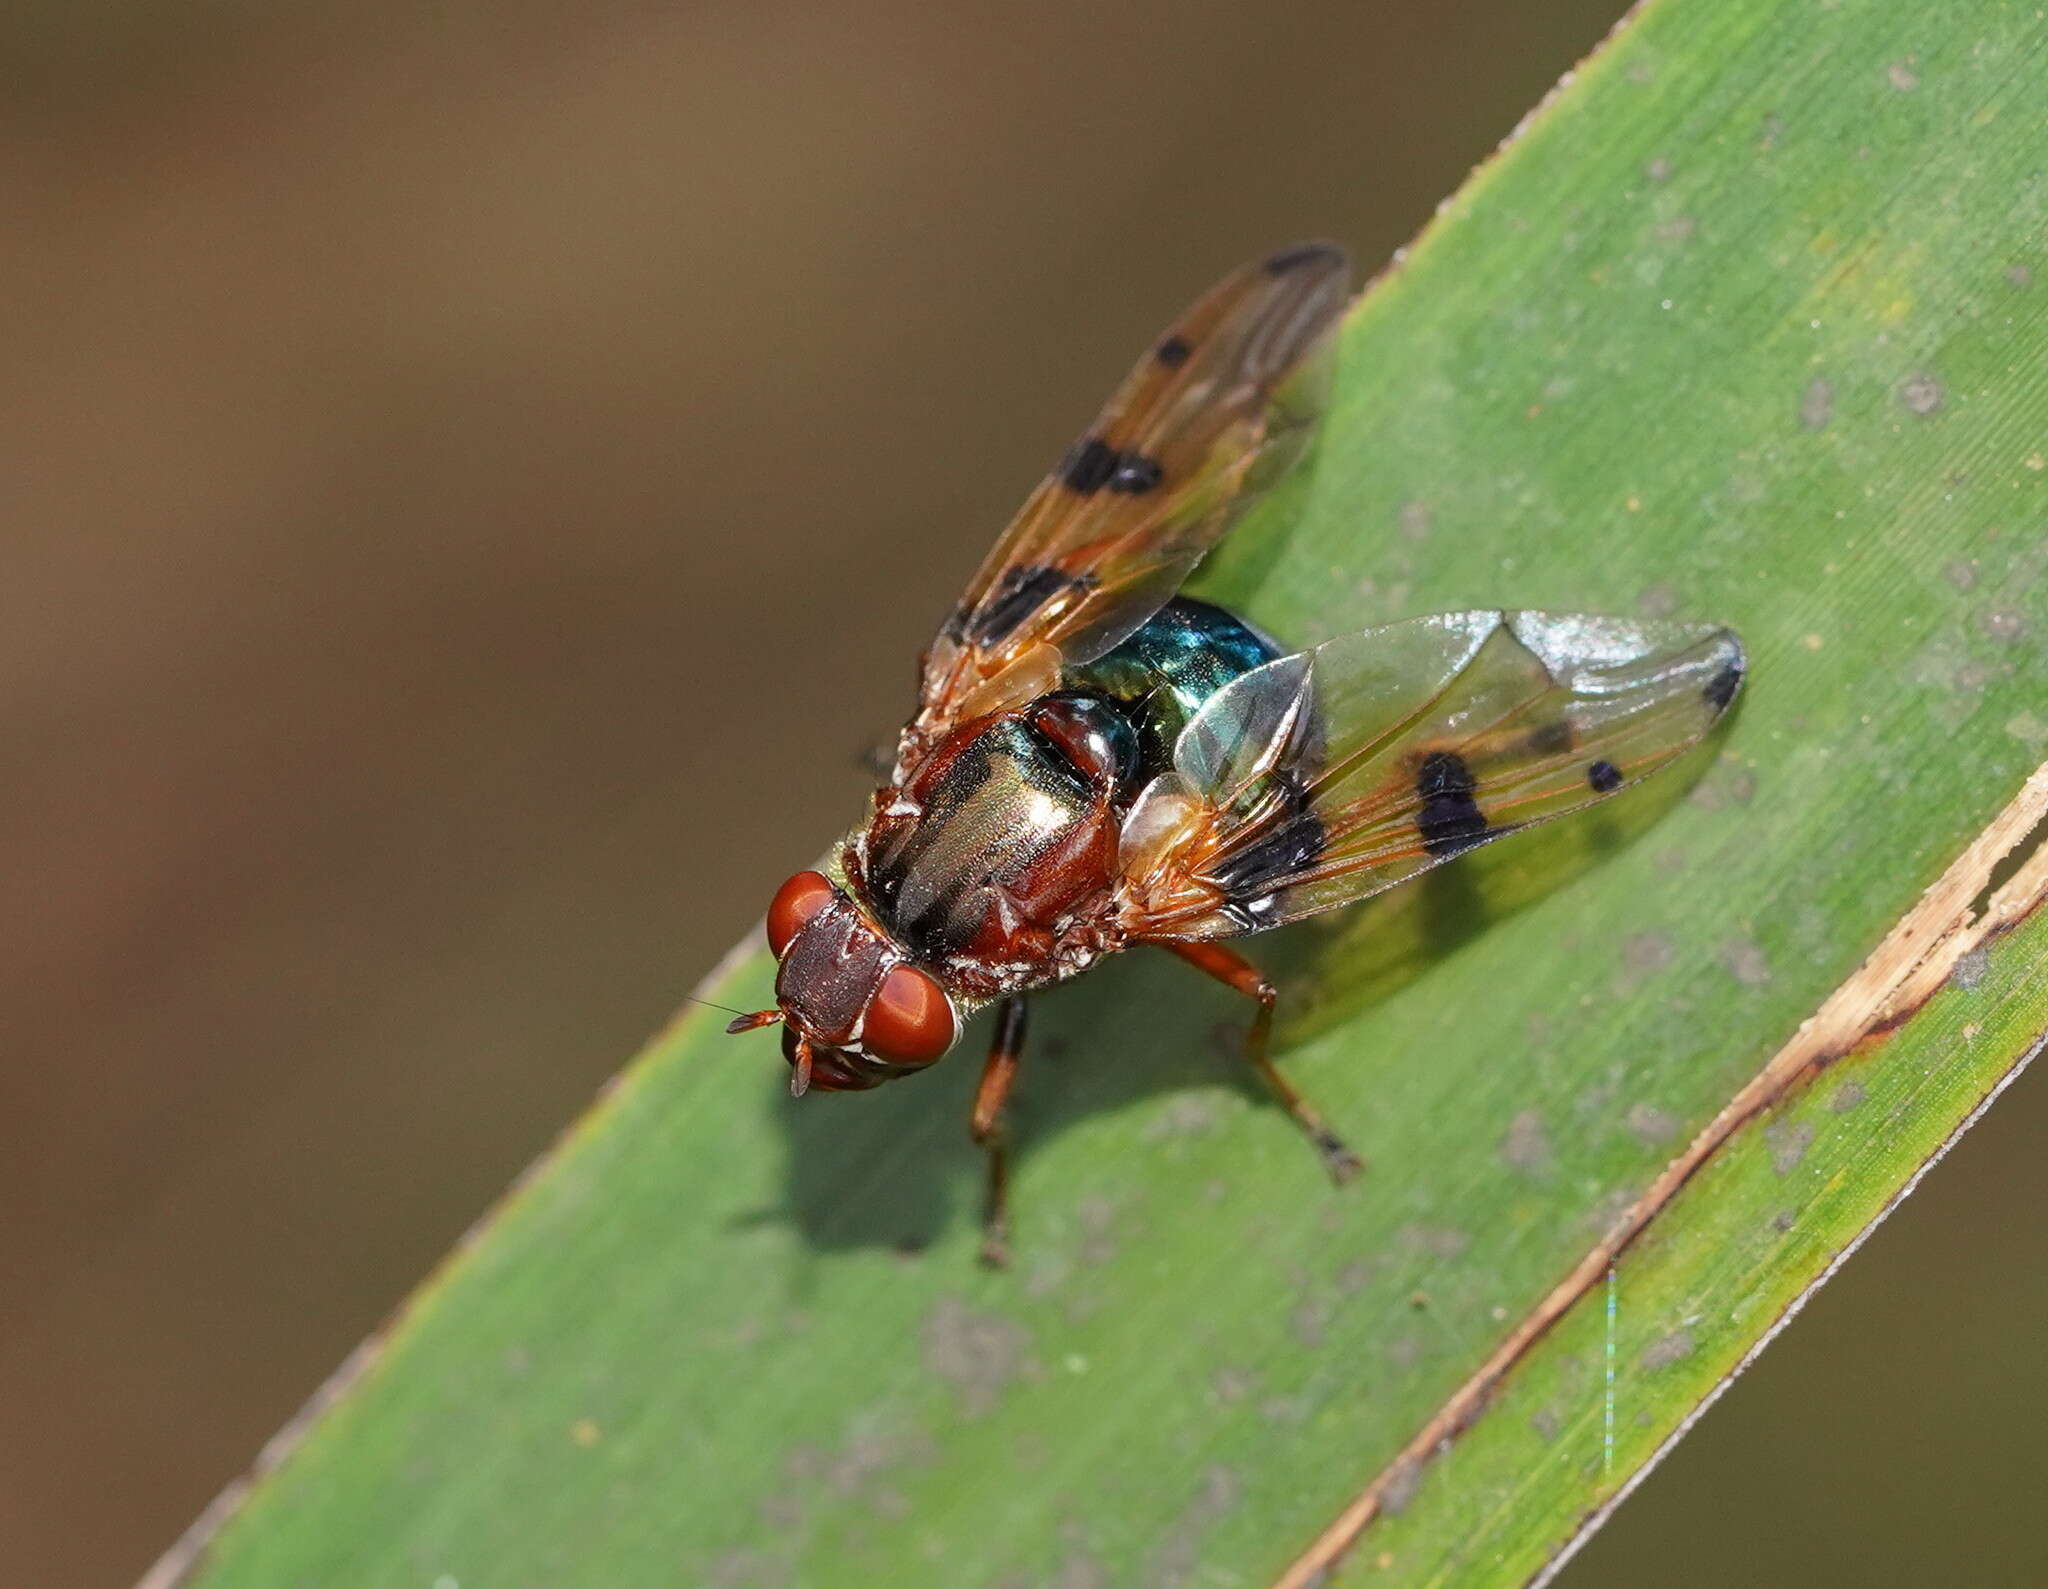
[902,243,1350,772]
[1116,610,1745,940]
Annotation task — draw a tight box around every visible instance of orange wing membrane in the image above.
[1116,611,1745,940]
[900,242,1351,773]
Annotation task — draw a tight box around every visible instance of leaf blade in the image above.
[157,0,2048,1585]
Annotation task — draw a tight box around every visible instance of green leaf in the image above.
[153,2,2048,1586]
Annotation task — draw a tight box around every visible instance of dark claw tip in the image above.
[1323,1145,1366,1185]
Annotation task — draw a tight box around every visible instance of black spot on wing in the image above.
[1108,454,1163,494]
[1155,335,1192,367]
[1211,768,1321,882]
[1703,658,1744,711]
[1415,750,1489,857]
[960,564,1085,647]
[1213,802,1324,894]
[1060,436,1165,496]
[1212,774,1325,932]
[1587,759,1623,794]
[1060,436,1120,494]
[1264,241,1345,275]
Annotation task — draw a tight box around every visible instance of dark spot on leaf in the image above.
[1765,1119,1814,1176]
[1641,1329,1695,1370]
[1899,373,1943,415]
[1074,1193,1123,1267]
[1621,933,1674,981]
[920,1297,1032,1416]
[1719,936,1771,987]
[1588,759,1624,794]
[1045,1552,1107,1589]
[1800,377,1833,430]
[1398,1221,1470,1259]
[1500,1109,1555,1178]
[1291,1297,1331,1348]
[1150,1466,1242,1586]
[1141,1094,1225,1142]
[1155,334,1191,366]
[1379,1456,1424,1515]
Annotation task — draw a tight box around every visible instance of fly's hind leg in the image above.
[1162,940,1364,1183]
[969,998,1029,1268]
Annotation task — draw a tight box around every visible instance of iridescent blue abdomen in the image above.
[1068,596,1286,789]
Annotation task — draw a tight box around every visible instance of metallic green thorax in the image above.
[1067,596,1286,785]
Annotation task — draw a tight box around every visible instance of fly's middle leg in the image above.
[1160,939,1363,1183]
[969,997,1029,1267]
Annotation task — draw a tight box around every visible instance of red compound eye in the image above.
[862,963,957,1066]
[766,870,838,958]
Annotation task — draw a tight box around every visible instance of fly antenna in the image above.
[722,1006,783,1034]
[789,1037,814,1098]
[676,992,765,1023]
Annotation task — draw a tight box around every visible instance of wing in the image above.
[900,242,1350,773]
[1116,610,1745,939]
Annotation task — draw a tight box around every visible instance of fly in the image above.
[727,243,1743,1264]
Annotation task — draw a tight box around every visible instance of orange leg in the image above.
[969,998,1028,1268]
[1163,940,1364,1184]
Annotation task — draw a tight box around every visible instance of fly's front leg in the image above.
[969,998,1029,1268]
[1162,940,1364,1183]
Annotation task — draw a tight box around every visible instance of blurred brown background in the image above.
[3,3,2041,1586]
